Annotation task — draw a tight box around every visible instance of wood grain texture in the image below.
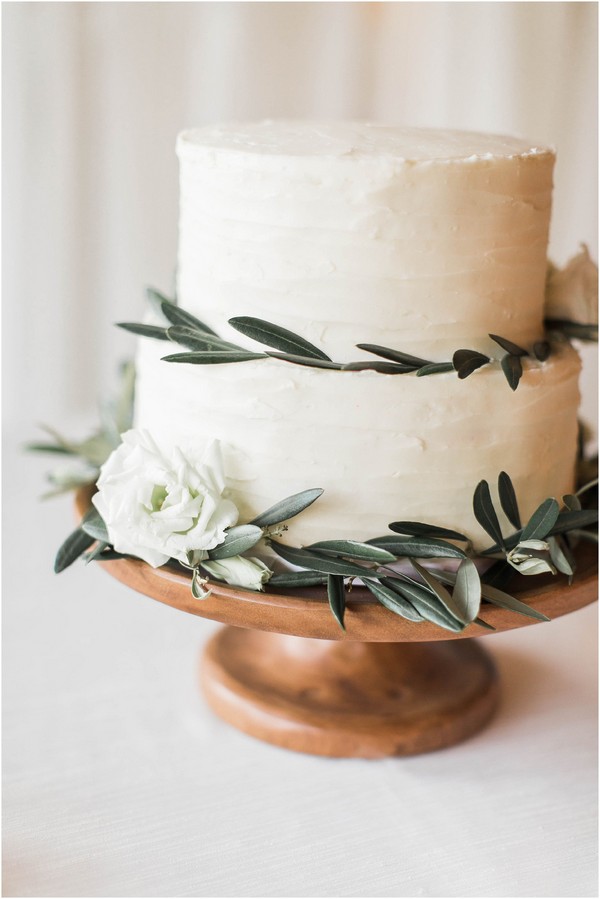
[200,630,500,758]
[75,488,596,757]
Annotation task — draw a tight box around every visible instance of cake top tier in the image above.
[177,120,551,163]
[175,120,555,359]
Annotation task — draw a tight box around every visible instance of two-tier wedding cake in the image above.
[132,121,581,551]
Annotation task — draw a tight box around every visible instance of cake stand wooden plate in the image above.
[76,490,597,758]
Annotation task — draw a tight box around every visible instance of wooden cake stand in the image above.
[76,491,597,758]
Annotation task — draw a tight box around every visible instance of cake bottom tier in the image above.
[133,337,581,551]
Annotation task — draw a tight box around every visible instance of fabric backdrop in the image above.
[3,1,598,432]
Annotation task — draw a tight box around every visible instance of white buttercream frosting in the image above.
[134,331,580,552]
[133,121,580,552]
[176,120,555,359]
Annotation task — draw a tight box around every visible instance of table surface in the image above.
[4,432,598,898]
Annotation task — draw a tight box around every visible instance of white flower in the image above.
[92,430,238,568]
[545,244,598,325]
[507,539,556,576]
[202,555,273,591]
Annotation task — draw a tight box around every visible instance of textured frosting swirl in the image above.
[176,120,555,359]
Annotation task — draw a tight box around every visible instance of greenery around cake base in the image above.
[29,355,597,636]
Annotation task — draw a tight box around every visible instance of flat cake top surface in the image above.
[177,120,552,162]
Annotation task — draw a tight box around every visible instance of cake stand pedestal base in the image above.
[200,627,500,758]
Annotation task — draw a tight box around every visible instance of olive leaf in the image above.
[368,535,466,560]
[411,559,476,625]
[547,536,575,577]
[266,352,343,370]
[117,322,170,341]
[501,354,523,391]
[162,350,267,364]
[250,488,323,528]
[379,576,464,633]
[452,558,482,624]
[341,361,413,374]
[146,286,174,316]
[520,498,560,541]
[477,582,550,622]
[548,509,598,535]
[416,362,455,376]
[544,319,599,342]
[452,349,490,379]
[80,507,110,543]
[489,334,529,356]
[269,541,374,578]
[268,571,328,588]
[160,302,218,336]
[480,560,515,590]
[327,575,346,630]
[229,316,332,361]
[208,525,264,560]
[84,541,110,564]
[498,471,521,529]
[576,477,598,497]
[473,480,505,549]
[563,493,581,512]
[388,521,468,541]
[364,579,423,621]
[533,341,551,362]
[54,527,96,573]
[166,326,242,353]
[26,442,78,456]
[356,344,430,368]
[307,540,396,563]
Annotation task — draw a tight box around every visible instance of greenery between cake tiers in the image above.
[117,288,598,393]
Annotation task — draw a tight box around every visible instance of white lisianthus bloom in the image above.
[202,556,273,591]
[507,539,556,576]
[545,244,598,325]
[92,430,238,567]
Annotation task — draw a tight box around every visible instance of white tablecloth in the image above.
[4,434,598,898]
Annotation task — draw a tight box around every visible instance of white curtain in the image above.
[4,1,597,432]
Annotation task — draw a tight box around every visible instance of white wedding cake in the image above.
[133,121,581,551]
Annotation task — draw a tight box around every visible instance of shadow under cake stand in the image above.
[76,491,597,758]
